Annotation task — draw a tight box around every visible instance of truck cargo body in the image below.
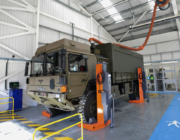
[96,43,144,84]
[95,43,144,98]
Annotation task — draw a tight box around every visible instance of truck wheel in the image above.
[45,106,65,116]
[78,91,97,124]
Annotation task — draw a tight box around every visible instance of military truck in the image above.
[25,38,144,123]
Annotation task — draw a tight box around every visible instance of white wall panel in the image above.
[143,56,151,63]
[0,34,35,59]
[151,54,161,62]
[0,0,37,109]
[138,44,156,55]
[93,21,99,35]
[0,24,24,36]
[173,52,180,60]
[40,15,65,32]
[60,33,72,40]
[121,31,180,62]
[157,40,180,53]
[162,53,173,61]
[39,27,60,43]
[75,29,89,41]
[121,31,179,47]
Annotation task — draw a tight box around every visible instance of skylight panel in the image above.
[107,7,118,15]
[113,14,124,21]
[147,0,159,11]
[100,0,112,8]
[100,0,124,22]
[148,0,155,10]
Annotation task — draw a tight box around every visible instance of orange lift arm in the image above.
[89,0,170,51]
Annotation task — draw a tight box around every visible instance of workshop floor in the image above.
[15,93,176,140]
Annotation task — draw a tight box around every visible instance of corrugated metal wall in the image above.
[0,0,37,107]
[121,31,180,63]
[39,0,116,45]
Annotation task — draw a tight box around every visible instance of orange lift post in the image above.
[129,68,145,104]
[78,63,111,131]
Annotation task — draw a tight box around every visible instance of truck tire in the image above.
[78,91,97,123]
[45,106,65,116]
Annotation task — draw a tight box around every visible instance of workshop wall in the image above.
[121,31,180,63]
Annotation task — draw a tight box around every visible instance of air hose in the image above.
[89,0,170,51]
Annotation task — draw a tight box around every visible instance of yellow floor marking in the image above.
[38,127,50,131]
[44,132,61,136]
[148,93,158,97]
[28,124,41,127]
[0,119,13,121]
[54,137,74,140]
[21,121,34,124]
[0,116,22,118]
[0,114,17,116]
[0,118,27,121]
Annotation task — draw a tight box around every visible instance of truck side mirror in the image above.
[25,61,29,76]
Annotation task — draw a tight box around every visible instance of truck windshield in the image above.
[31,51,60,76]
[31,55,44,75]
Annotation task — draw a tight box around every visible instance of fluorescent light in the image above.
[144,63,152,65]
[161,61,178,64]
[100,0,112,8]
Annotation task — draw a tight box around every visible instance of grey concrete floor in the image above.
[16,94,175,140]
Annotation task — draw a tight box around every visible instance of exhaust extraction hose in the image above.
[89,0,170,51]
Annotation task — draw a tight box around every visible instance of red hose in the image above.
[89,0,170,51]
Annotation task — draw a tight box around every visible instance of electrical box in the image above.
[9,89,23,111]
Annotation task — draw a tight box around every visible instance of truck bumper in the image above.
[26,91,75,111]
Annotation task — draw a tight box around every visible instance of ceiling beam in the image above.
[97,0,154,22]
[93,0,128,14]
[120,27,178,42]
[112,13,180,37]
[84,0,103,7]
[118,10,148,43]
[171,0,180,40]
[113,21,174,37]
[107,13,174,33]
[102,9,159,27]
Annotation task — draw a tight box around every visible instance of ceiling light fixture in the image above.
[144,63,152,65]
[161,61,178,64]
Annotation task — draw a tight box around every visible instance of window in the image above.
[31,55,44,75]
[47,51,60,74]
[68,54,87,72]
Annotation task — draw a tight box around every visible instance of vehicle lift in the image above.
[42,63,146,130]
[129,68,145,104]
[78,63,113,131]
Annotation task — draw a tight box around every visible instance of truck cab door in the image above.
[67,53,88,99]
